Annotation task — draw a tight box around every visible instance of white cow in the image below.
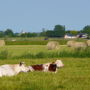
[54,60,64,68]
[0,62,29,77]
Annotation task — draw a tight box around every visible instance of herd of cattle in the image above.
[0,60,64,77]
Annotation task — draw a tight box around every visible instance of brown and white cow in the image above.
[28,60,64,73]
[0,62,29,77]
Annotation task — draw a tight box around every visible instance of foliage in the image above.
[66,30,79,35]
[5,40,49,45]
[0,25,90,38]
[5,39,68,45]
[4,29,14,37]
[20,32,38,37]
[43,25,65,37]
[0,31,4,38]
[53,25,65,37]
[81,25,90,35]
[45,30,54,37]
[40,28,47,36]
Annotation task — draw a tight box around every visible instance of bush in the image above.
[5,41,48,45]
[5,40,68,45]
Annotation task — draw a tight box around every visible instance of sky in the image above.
[0,0,90,33]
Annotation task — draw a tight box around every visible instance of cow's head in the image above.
[54,60,64,68]
[19,62,29,72]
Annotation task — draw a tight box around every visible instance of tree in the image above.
[0,31,4,37]
[4,29,14,37]
[20,32,38,37]
[70,30,79,35]
[14,33,20,37]
[53,25,65,37]
[40,28,47,36]
[46,30,54,37]
[82,25,90,35]
[65,30,70,34]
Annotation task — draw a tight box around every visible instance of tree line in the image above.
[0,25,90,38]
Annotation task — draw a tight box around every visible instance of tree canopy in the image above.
[0,25,90,38]
[53,25,65,37]
[81,25,90,35]
[4,29,14,37]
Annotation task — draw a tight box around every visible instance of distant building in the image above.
[64,34,77,39]
[21,30,26,34]
[77,33,88,38]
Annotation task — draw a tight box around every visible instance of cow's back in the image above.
[0,65,15,76]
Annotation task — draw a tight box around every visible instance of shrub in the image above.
[5,41,48,45]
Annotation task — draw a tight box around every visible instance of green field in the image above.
[5,37,87,45]
[0,45,90,90]
[0,45,90,60]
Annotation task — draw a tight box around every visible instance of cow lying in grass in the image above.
[0,62,29,77]
[28,60,64,73]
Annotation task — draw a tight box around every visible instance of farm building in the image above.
[77,33,88,38]
[64,34,77,39]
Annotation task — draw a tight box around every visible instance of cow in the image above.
[28,60,64,73]
[0,62,29,77]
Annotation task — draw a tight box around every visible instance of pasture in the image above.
[0,45,90,90]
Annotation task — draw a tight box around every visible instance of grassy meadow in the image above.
[0,58,90,90]
[0,45,90,59]
[5,37,87,45]
[0,41,90,90]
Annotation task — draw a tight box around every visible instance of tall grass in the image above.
[0,58,90,90]
[15,47,90,59]
[0,45,90,60]
[0,50,11,59]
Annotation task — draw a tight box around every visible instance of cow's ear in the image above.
[19,62,25,66]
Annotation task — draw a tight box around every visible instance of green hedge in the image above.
[5,41,49,45]
[5,38,86,45]
[5,40,67,45]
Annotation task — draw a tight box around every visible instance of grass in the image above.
[0,58,90,90]
[0,45,90,89]
[5,40,49,45]
[0,45,90,59]
[5,38,87,45]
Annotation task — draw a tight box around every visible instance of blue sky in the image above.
[0,0,90,32]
